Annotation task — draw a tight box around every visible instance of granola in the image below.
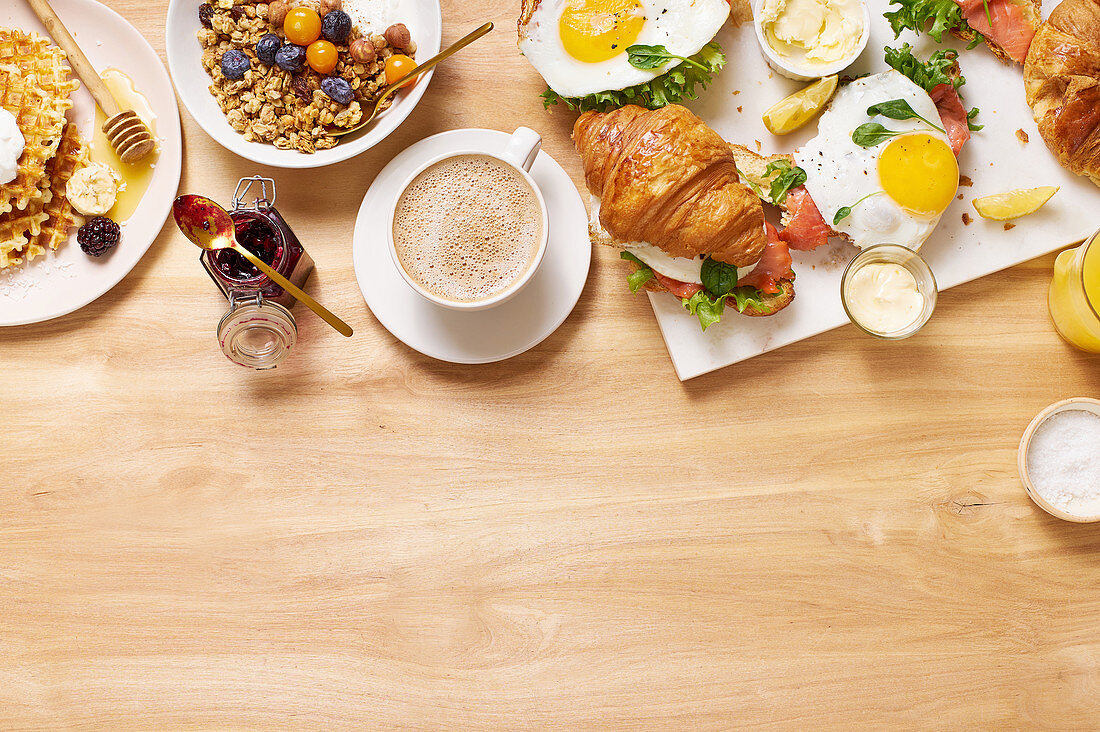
[197,0,415,153]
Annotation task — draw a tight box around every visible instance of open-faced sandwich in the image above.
[1024,0,1100,187]
[885,0,1042,65]
[518,0,738,112]
[734,44,976,253]
[575,104,796,330]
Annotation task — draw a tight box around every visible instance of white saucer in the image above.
[352,129,590,364]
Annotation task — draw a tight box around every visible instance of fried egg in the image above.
[589,195,707,282]
[794,70,959,251]
[519,0,730,99]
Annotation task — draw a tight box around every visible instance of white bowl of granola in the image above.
[166,0,441,168]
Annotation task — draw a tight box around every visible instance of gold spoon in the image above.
[330,22,494,138]
[172,195,353,338]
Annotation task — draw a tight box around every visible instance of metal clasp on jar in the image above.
[231,175,277,212]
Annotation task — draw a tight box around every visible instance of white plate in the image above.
[353,129,591,364]
[649,2,1100,380]
[0,0,183,327]
[165,0,441,169]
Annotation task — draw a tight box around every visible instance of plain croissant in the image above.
[573,104,767,267]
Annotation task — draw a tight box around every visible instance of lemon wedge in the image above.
[972,186,1059,220]
[762,75,838,135]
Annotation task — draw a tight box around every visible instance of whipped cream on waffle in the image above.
[0,107,24,185]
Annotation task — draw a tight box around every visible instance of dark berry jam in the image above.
[200,206,314,311]
[212,214,283,282]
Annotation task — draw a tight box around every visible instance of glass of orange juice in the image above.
[1049,228,1100,352]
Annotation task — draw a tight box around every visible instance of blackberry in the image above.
[256,33,281,65]
[321,10,351,44]
[321,76,353,105]
[198,3,214,28]
[220,49,249,79]
[77,217,121,257]
[275,43,306,72]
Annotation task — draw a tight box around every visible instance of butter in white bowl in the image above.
[754,0,870,81]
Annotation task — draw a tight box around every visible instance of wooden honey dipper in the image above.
[25,0,156,164]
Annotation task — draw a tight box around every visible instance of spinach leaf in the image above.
[700,257,738,297]
[866,98,945,133]
[852,123,903,147]
[832,192,883,225]
[763,159,808,205]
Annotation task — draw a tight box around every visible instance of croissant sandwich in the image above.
[573,105,796,331]
[1024,0,1100,186]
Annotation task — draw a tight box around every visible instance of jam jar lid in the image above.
[217,295,297,370]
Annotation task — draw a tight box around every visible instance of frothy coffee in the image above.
[393,154,543,303]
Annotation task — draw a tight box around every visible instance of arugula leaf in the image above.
[700,257,738,297]
[866,99,945,133]
[833,192,883,225]
[542,42,726,112]
[967,106,983,131]
[763,160,808,205]
[620,251,654,293]
[682,290,725,331]
[735,165,766,199]
[884,44,964,93]
[883,44,981,133]
[626,44,708,72]
[884,0,975,43]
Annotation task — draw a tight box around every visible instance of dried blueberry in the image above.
[321,10,351,43]
[321,76,353,105]
[78,217,121,257]
[220,49,249,79]
[198,3,214,28]
[256,33,281,65]
[275,43,306,72]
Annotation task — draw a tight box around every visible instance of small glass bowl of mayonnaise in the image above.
[841,244,937,339]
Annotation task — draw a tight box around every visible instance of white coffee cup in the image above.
[387,127,549,311]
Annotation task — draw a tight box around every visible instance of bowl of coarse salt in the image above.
[1019,398,1100,523]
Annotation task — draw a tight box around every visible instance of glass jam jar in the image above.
[200,177,315,369]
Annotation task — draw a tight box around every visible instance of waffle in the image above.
[29,122,87,257]
[0,28,80,216]
[0,188,50,268]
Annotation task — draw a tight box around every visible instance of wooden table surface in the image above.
[4,0,1100,728]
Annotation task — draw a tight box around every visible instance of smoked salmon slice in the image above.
[955,0,1038,64]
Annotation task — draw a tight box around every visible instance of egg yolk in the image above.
[559,0,645,63]
[878,133,959,217]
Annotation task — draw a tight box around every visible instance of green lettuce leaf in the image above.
[542,42,726,113]
[620,251,654,293]
[682,290,725,331]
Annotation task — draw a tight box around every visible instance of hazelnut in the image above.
[318,0,342,15]
[268,0,290,27]
[384,23,411,49]
[349,38,376,64]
